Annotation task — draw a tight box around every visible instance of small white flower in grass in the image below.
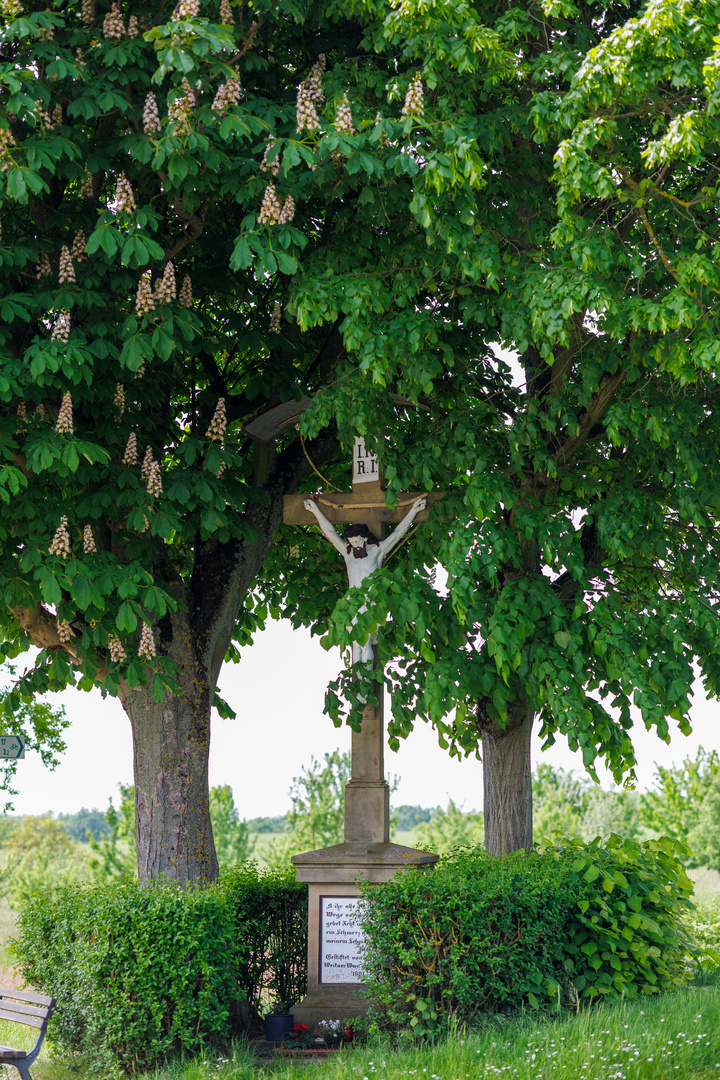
[206,398,227,441]
[49,515,72,558]
[146,460,162,498]
[59,244,75,284]
[108,633,126,663]
[143,92,161,135]
[179,274,193,307]
[115,173,136,213]
[51,309,71,343]
[122,432,138,466]
[138,622,156,660]
[103,2,124,38]
[55,391,73,434]
[83,524,96,553]
[57,619,75,643]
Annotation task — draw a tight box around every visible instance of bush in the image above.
[359,835,717,1036]
[218,863,308,1016]
[11,864,307,1073]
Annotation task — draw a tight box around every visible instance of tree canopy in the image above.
[1,0,720,867]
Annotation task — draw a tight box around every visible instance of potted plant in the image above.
[264,1002,294,1042]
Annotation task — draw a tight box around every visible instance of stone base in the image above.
[291,842,438,1023]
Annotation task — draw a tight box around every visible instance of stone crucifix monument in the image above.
[283,438,440,1024]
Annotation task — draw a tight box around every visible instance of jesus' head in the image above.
[345,524,381,559]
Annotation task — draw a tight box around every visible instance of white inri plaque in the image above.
[352,437,379,485]
[319,896,366,984]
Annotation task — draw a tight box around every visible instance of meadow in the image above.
[6,978,717,1080]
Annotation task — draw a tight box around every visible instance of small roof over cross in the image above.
[283,438,442,538]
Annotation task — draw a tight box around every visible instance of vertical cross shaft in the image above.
[343,455,389,844]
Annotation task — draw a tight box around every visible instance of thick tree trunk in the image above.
[479,699,534,854]
[118,608,218,885]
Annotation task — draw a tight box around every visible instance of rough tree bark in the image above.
[478,699,533,854]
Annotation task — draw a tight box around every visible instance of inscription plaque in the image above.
[319,896,366,984]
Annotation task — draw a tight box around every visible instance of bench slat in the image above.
[0,1047,27,1059]
[0,988,53,1008]
[0,1001,51,1022]
[0,1009,45,1030]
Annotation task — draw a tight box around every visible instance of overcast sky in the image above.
[6,618,720,819]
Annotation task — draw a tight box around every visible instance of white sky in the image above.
[7,618,720,819]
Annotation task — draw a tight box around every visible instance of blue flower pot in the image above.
[265,1013,294,1042]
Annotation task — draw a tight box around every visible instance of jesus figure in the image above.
[302,496,427,665]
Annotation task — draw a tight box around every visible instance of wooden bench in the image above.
[0,987,55,1080]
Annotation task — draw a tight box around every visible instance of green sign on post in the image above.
[0,736,25,760]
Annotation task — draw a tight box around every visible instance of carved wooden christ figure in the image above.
[302,496,427,664]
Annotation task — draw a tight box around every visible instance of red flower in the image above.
[293,1024,310,1034]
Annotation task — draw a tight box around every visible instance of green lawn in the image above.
[18,981,720,1080]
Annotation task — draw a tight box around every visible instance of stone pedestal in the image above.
[291,841,437,1024]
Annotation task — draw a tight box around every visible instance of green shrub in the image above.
[11,864,308,1073]
[218,862,308,1015]
[359,835,717,1035]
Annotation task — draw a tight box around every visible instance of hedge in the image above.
[11,864,307,1073]
[359,835,718,1035]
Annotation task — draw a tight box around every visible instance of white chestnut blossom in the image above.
[103,2,124,38]
[335,93,355,136]
[401,72,424,117]
[122,431,138,466]
[154,261,176,304]
[269,301,281,333]
[205,397,226,440]
[135,271,155,316]
[108,633,127,662]
[257,183,283,225]
[138,622,156,660]
[211,78,241,114]
[83,524,96,553]
[146,460,162,498]
[55,390,73,434]
[59,245,75,285]
[51,310,71,343]
[179,274,193,307]
[71,229,88,262]
[49,515,72,558]
[115,173,136,213]
[296,82,320,133]
[142,92,161,136]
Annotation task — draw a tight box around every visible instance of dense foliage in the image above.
[359,838,717,1035]
[11,864,307,1071]
[2,0,720,862]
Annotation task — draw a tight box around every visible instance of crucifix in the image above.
[283,438,441,844]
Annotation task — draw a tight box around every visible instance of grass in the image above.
[13,982,719,1080]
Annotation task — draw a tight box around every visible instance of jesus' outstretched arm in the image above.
[303,499,348,557]
[378,497,427,562]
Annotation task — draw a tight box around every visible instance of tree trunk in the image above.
[480,699,534,854]
[118,607,218,885]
